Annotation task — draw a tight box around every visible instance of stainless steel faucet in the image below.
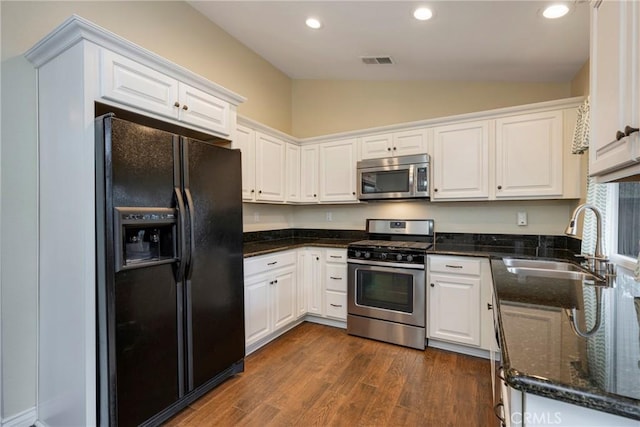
[564,203,609,275]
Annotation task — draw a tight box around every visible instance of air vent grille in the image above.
[361,56,394,65]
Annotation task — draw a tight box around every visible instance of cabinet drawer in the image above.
[325,249,347,264]
[429,256,481,276]
[325,264,347,292]
[244,251,296,277]
[325,291,347,320]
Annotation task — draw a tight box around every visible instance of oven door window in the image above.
[356,269,413,313]
[361,169,410,194]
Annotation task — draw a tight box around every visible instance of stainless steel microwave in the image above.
[357,154,430,201]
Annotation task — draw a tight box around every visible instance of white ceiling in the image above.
[189,1,590,82]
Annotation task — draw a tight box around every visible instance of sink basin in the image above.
[503,258,584,272]
[502,258,602,282]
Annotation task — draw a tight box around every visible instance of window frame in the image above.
[608,183,639,271]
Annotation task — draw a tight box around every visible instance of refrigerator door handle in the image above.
[174,186,188,283]
[184,187,196,280]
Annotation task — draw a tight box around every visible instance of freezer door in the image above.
[100,117,184,426]
[181,138,245,391]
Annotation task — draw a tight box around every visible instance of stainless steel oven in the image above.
[347,219,434,350]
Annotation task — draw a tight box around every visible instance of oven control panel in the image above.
[347,247,425,265]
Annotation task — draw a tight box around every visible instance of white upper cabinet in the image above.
[432,121,490,200]
[285,143,301,202]
[255,132,286,202]
[319,139,358,202]
[300,144,319,203]
[590,1,640,180]
[232,125,256,201]
[495,111,563,198]
[361,129,428,159]
[100,50,231,136]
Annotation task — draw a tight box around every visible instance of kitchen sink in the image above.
[502,258,601,282]
[502,258,584,272]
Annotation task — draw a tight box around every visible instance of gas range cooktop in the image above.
[349,240,433,251]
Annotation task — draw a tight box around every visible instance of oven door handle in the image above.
[347,258,425,270]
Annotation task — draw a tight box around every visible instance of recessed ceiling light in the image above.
[305,17,322,29]
[413,7,433,21]
[542,4,570,19]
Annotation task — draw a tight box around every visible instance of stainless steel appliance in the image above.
[347,219,434,350]
[95,115,245,426]
[357,154,430,201]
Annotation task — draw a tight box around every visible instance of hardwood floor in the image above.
[165,323,496,426]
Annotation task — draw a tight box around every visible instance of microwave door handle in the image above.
[409,164,415,196]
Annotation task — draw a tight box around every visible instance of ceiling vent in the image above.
[361,56,394,65]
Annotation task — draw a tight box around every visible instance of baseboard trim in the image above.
[304,315,346,329]
[2,407,37,427]
[428,339,501,361]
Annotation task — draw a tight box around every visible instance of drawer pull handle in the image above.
[330,255,342,259]
[267,261,278,266]
[487,303,493,310]
[445,264,463,269]
[330,276,342,280]
[330,303,342,308]
[493,402,505,423]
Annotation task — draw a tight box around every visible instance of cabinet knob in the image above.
[434,188,438,192]
[182,105,189,111]
[487,303,493,310]
[314,194,317,197]
[387,147,391,151]
[393,147,397,150]
[259,190,262,194]
[316,257,319,261]
[274,279,278,284]
[430,283,435,287]
[352,192,356,195]
[174,101,180,108]
[251,189,255,193]
[497,185,502,190]
[625,125,639,137]
[616,130,626,141]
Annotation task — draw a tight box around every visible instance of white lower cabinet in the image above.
[324,249,348,320]
[427,255,495,352]
[497,377,638,427]
[244,251,297,350]
[299,248,324,315]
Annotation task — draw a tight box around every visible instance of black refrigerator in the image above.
[95,114,245,426]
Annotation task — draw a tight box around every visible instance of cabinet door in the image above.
[319,139,358,202]
[428,273,481,346]
[285,143,301,202]
[590,1,640,176]
[300,144,319,203]
[307,250,324,315]
[244,274,271,346]
[178,83,230,136]
[393,129,428,157]
[432,121,490,200]
[232,125,256,201]
[272,268,296,330]
[361,134,392,159]
[255,132,286,202]
[100,50,179,118]
[296,251,307,317]
[495,111,563,198]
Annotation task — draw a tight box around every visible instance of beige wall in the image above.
[1,1,293,133]
[290,201,575,235]
[291,80,571,137]
[570,60,590,97]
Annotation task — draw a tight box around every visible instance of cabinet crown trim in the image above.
[24,14,246,106]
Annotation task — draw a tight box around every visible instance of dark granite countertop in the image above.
[243,228,367,257]
[491,258,640,421]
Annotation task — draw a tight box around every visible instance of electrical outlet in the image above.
[517,211,527,226]
[326,211,332,222]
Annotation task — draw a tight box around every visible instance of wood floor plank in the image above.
[164,323,496,427]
